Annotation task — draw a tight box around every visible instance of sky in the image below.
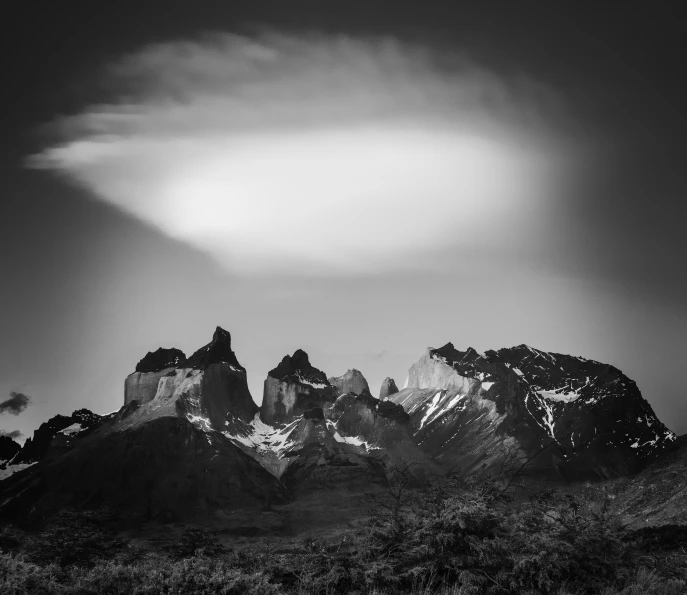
[2,1,687,441]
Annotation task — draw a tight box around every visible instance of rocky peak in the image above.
[135,347,186,373]
[268,350,329,387]
[394,342,677,480]
[261,350,334,425]
[328,369,370,396]
[379,377,399,400]
[185,326,243,370]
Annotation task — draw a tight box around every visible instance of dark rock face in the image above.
[391,343,677,481]
[269,350,328,386]
[185,327,243,370]
[0,436,21,463]
[379,377,399,400]
[12,409,109,465]
[261,350,335,425]
[0,417,288,521]
[135,348,186,373]
[328,369,370,396]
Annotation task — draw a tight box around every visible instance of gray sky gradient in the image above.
[2,5,686,442]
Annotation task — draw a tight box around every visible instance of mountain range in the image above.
[0,326,680,524]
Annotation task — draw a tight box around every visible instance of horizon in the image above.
[2,1,687,444]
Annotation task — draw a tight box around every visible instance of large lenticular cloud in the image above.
[29,32,575,275]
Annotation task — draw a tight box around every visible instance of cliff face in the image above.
[390,343,677,480]
[261,350,336,425]
[328,369,370,396]
[124,327,258,425]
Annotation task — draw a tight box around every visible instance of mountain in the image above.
[0,329,679,527]
[389,343,677,481]
[12,408,111,466]
[226,351,439,489]
[0,436,21,465]
[0,328,285,521]
[379,377,399,400]
[261,350,336,425]
[328,369,370,396]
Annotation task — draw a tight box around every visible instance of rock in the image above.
[390,343,678,480]
[328,369,370,396]
[12,409,108,465]
[0,436,21,464]
[379,377,399,400]
[135,347,186,373]
[185,326,243,370]
[124,327,258,425]
[261,350,335,425]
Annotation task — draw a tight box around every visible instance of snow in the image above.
[187,414,213,432]
[513,368,524,377]
[536,388,581,403]
[58,423,83,436]
[481,381,494,391]
[326,420,368,448]
[403,375,409,389]
[297,375,328,389]
[447,392,465,409]
[419,390,443,429]
[225,414,299,456]
[540,399,556,440]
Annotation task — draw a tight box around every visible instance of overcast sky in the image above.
[2,1,686,441]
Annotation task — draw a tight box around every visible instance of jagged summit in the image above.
[268,349,329,387]
[185,326,243,370]
[135,347,186,373]
[328,369,370,396]
[392,342,677,480]
[379,377,399,400]
[262,350,333,425]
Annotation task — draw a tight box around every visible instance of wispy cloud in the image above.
[30,32,576,275]
[0,392,31,415]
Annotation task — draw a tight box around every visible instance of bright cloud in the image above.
[30,32,575,275]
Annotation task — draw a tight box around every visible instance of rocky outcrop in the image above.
[390,343,678,481]
[0,436,21,464]
[124,327,258,425]
[12,409,109,465]
[135,348,186,373]
[379,377,399,400]
[185,327,243,370]
[261,350,336,425]
[328,369,370,396]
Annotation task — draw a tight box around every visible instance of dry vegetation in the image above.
[1,473,686,594]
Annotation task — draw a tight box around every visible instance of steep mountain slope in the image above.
[390,343,677,481]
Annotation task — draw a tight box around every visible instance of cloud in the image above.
[29,32,577,275]
[0,429,22,440]
[0,392,31,415]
